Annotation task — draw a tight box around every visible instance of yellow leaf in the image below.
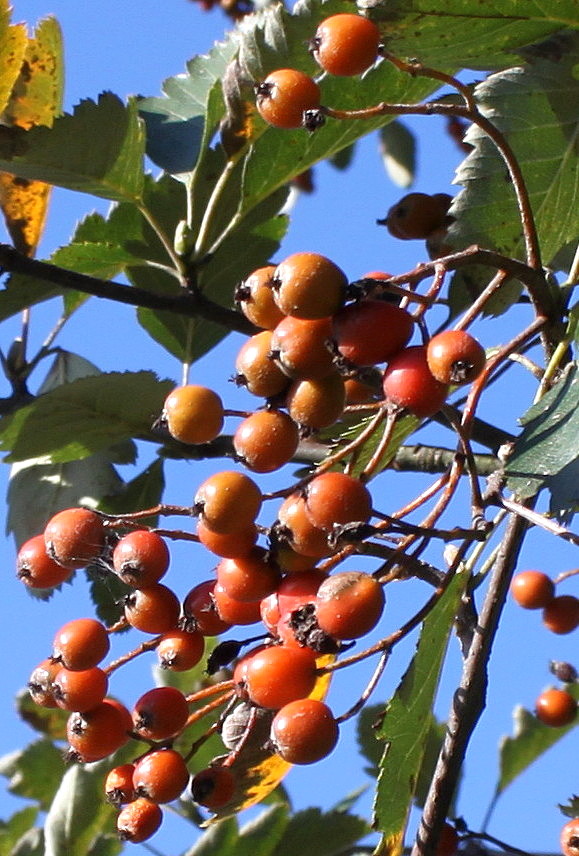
[206,654,335,821]
[374,830,405,856]
[0,16,63,256]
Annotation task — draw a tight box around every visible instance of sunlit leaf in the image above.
[0,739,65,810]
[0,0,27,117]
[0,17,63,256]
[16,690,69,741]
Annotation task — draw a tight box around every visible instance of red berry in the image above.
[235,264,284,330]
[105,764,136,807]
[196,519,258,558]
[535,688,577,727]
[117,797,163,843]
[510,571,555,610]
[256,69,320,130]
[67,699,132,762]
[315,571,385,640]
[133,748,190,803]
[311,14,381,77]
[132,686,189,741]
[426,330,486,385]
[195,470,262,535]
[543,595,579,635]
[277,493,333,558]
[271,698,339,764]
[44,507,105,569]
[271,316,335,380]
[112,530,170,588]
[333,300,414,367]
[216,547,281,603]
[233,409,299,473]
[124,584,181,634]
[242,644,318,709]
[156,628,205,671]
[190,766,236,809]
[382,345,449,417]
[561,818,579,856]
[16,534,72,588]
[52,617,110,671]
[183,579,232,636]
[53,666,109,712]
[212,582,263,626]
[305,472,372,532]
[437,822,459,856]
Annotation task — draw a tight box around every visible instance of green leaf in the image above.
[182,816,239,856]
[361,0,579,70]
[0,739,65,810]
[0,272,61,321]
[9,827,45,856]
[0,93,145,202]
[449,33,579,290]
[270,806,369,856]
[0,371,172,464]
[235,805,290,856]
[85,566,132,628]
[16,690,69,741]
[505,363,579,507]
[43,757,124,856]
[379,121,416,188]
[98,457,166,523]
[497,682,579,795]
[0,806,38,852]
[372,570,467,845]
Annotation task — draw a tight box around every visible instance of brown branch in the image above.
[0,243,255,335]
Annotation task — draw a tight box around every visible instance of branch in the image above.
[0,243,255,335]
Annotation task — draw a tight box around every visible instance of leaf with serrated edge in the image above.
[497,682,579,795]
[270,807,369,856]
[0,93,145,202]
[0,0,27,116]
[372,570,467,852]
[0,739,65,810]
[0,371,172,464]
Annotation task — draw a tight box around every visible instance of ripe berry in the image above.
[510,570,555,610]
[162,385,224,445]
[242,644,318,709]
[256,68,321,130]
[194,470,262,535]
[44,507,105,569]
[105,763,136,806]
[277,493,332,558]
[112,530,170,588]
[286,371,346,430]
[52,666,109,712]
[216,548,281,602]
[117,797,163,843]
[561,818,579,856]
[426,330,486,385]
[271,698,339,764]
[378,192,452,240]
[272,252,347,320]
[235,330,290,398]
[156,628,205,671]
[28,658,61,708]
[233,409,299,473]
[235,264,285,330]
[16,534,72,589]
[212,582,263,626]
[133,749,190,803]
[124,584,181,634]
[52,617,110,671]
[196,519,258,559]
[382,345,449,417]
[190,766,236,809]
[315,571,385,639]
[535,688,577,727]
[183,579,232,636]
[332,299,414,367]
[67,699,132,762]
[132,686,189,741]
[543,595,579,635]
[305,472,372,532]
[270,316,335,380]
[311,14,381,77]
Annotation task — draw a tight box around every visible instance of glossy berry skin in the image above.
[311,14,381,76]
[235,264,284,330]
[17,534,73,589]
[112,530,170,588]
[382,346,449,417]
[535,688,577,727]
[190,766,236,809]
[561,818,579,856]
[133,749,190,804]
[124,584,181,634]
[233,409,299,473]
[286,372,346,430]
[132,686,189,741]
[270,316,335,380]
[256,68,321,130]
[242,644,318,709]
[156,628,205,671]
[52,666,109,712]
[105,763,136,807]
[196,519,258,559]
[235,330,290,398]
[271,698,339,764]
[315,571,385,640]
[67,699,132,762]
[183,579,232,636]
[52,617,110,670]
[216,547,281,603]
[163,385,224,445]
[332,300,414,367]
[195,471,262,535]
[117,797,163,843]
[510,570,555,610]
[426,330,486,385]
[277,493,332,558]
[305,472,372,532]
[543,595,579,635]
[44,507,105,569]
[272,252,347,320]
[212,581,263,626]
[378,192,452,240]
